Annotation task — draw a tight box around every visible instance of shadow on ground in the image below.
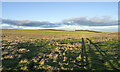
[2,38,119,72]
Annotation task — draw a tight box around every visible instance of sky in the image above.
[2,2,118,32]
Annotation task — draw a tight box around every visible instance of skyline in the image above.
[2,2,118,32]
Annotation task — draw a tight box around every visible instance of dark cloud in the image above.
[62,17,117,26]
[2,17,117,28]
[2,19,61,28]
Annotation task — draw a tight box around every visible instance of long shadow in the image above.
[81,38,89,69]
[2,40,57,71]
[74,38,89,70]
[81,38,85,70]
[87,44,107,70]
[3,41,42,71]
[86,38,118,70]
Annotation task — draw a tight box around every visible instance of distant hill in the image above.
[75,30,101,33]
[38,29,101,32]
[38,29,65,31]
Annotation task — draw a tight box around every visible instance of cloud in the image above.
[56,25,118,32]
[1,16,118,32]
[2,16,117,27]
[1,23,23,29]
[2,19,61,28]
[62,16,117,26]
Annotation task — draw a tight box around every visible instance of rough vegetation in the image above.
[1,29,120,71]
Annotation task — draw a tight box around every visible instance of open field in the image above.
[1,29,120,71]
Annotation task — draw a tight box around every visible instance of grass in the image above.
[1,29,120,71]
[2,29,110,34]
